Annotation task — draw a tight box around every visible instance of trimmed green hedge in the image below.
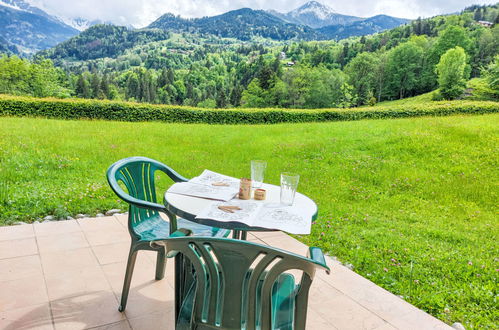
[0,94,498,124]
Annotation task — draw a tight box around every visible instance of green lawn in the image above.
[0,114,498,328]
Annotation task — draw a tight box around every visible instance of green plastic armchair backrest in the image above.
[106,157,188,239]
[167,236,330,330]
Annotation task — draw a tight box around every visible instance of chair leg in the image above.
[119,247,138,312]
[155,247,167,280]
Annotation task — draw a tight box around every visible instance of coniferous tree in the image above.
[167,68,175,84]
[474,8,483,21]
[157,68,169,88]
[90,74,100,99]
[100,73,110,99]
[229,85,243,107]
[75,74,91,98]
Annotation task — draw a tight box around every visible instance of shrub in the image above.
[431,90,444,101]
[0,94,497,125]
[367,96,377,106]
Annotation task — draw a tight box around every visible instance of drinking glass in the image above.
[280,172,299,206]
[251,160,267,188]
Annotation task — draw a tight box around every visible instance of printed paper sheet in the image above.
[166,170,239,201]
[195,199,312,234]
[189,169,240,189]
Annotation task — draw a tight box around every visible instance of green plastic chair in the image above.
[106,156,230,312]
[165,236,330,330]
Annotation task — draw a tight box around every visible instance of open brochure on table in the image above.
[195,199,312,235]
[166,170,239,201]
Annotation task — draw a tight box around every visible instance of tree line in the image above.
[0,6,498,107]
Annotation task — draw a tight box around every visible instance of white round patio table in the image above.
[163,182,318,238]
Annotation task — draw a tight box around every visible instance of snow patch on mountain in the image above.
[0,0,50,18]
[57,16,105,31]
[289,1,336,20]
[0,0,99,31]
[0,1,21,11]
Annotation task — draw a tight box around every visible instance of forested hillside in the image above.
[318,15,410,39]
[149,8,322,41]
[38,25,171,61]
[0,4,498,108]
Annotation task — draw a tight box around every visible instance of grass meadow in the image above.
[0,114,498,327]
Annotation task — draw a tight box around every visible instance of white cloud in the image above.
[27,0,495,28]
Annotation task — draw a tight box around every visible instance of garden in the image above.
[0,112,497,327]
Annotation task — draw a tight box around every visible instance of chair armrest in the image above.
[308,247,331,274]
[120,193,166,212]
[157,164,189,183]
[149,229,192,257]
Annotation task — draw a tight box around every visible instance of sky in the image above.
[27,0,495,28]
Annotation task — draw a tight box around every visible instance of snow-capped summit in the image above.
[0,0,52,19]
[289,1,336,21]
[0,0,100,31]
[0,0,78,54]
[58,17,107,32]
[271,1,362,28]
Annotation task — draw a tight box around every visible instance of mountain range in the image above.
[0,3,78,54]
[0,0,102,30]
[148,8,323,41]
[0,1,410,55]
[268,1,363,28]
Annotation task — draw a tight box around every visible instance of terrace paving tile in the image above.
[259,232,309,255]
[0,303,54,330]
[83,228,130,247]
[0,275,48,312]
[50,291,124,330]
[127,309,175,330]
[308,278,386,329]
[92,242,132,265]
[92,320,132,330]
[37,231,89,254]
[0,254,43,282]
[0,237,38,259]
[0,223,34,241]
[305,308,337,329]
[113,214,128,228]
[102,258,175,320]
[78,216,124,232]
[40,247,99,277]
[120,278,175,320]
[373,322,398,330]
[34,220,81,237]
[386,309,453,330]
[101,256,156,296]
[0,218,453,330]
[249,229,288,240]
[44,265,112,301]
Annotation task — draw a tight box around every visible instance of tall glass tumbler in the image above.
[251,160,267,188]
[280,172,299,206]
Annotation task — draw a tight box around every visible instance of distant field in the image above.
[0,114,498,327]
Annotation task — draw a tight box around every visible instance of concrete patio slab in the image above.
[0,216,452,330]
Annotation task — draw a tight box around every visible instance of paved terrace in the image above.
[0,215,452,330]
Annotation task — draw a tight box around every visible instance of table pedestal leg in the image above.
[174,254,183,325]
[231,230,247,240]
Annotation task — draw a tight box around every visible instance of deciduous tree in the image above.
[436,46,468,99]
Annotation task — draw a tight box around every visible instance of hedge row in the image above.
[0,94,498,124]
